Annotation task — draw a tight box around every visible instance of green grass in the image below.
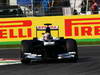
[76,39,100,45]
[0,41,21,48]
[0,45,20,48]
[0,41,21,45]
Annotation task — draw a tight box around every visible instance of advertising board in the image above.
[0,15,100,44]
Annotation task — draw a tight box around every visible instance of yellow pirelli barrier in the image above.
[0,15,100,42]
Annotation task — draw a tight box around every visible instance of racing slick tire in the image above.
[66,39,78,62]
[20,40,33,64]
[21,58,31,64]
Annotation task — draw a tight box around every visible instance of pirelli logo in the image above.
[0,20,32,28]
[0,20,32,39]
[65,18,100,36]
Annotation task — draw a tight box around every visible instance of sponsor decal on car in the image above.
[36,26,59,30]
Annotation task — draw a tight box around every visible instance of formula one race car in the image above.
[20,23,78,64]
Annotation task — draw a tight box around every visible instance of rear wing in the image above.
[36,26,59,37]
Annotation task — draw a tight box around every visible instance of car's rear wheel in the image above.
[21,58,31,64]
[66,39,78,62]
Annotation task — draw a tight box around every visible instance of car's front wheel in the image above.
[20,40,32,64]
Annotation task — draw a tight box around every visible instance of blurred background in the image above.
[0,0,99,17]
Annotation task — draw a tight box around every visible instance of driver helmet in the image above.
[43,33,52,40]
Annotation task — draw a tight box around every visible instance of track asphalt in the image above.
[0,46,100,75]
